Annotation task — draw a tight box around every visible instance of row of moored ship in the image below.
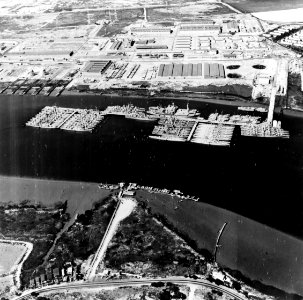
[26,104,290,141]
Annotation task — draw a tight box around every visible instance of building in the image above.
[135,45,168,50]
[204,63,225,79]
[131,27,171,34]
[83,60,112,74]
[158,63,203,77]
[180,24,221,34]
[223,21,239,34]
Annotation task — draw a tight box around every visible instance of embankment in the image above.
[136,190,303,298]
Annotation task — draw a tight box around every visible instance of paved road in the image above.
[14,277,248,300]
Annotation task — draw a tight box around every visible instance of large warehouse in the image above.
[83,60,112,74]
[158,63,224,78]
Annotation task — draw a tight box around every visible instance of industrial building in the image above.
[223,21,239,34]
[180,25,221,34]
[174,36,192,50]
[83,60,112,74]
[110,41,122,50]
[203,63,225,79]
[136,45,168,50]
[158,63,203,77]
[131,27,171,34]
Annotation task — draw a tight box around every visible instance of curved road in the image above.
[14,277,247,300]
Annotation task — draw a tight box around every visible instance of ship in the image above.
[175,104,200,118]
[255,107,268,113]
[240,122,289,138]
[149,134,186,142]
[238,106,268,113]
[238,106,255,112]
[147,103,178,116]
[104,104,145,116]
[125,112,158,122]
[190,139,230,146]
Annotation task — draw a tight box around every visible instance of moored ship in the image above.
[238,106,268,113]
[147,103,178,116]
[125,112,158,121]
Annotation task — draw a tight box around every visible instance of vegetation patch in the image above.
[29,283,189,300]
[0,201,68,288]
[103,205,207,278]
[47,196,117,266]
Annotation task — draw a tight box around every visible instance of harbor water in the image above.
[1,94,303,295]
[224,0,303,13]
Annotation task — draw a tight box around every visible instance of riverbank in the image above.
[136,189,303,298]
[61,86,268,110]
[0,175,111,216]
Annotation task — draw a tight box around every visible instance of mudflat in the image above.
[0,175,111,216]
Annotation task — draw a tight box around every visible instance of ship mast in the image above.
[213,222,227,263]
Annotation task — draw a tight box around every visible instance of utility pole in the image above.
[213,222,227,263]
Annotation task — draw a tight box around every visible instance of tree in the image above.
[232,281,241,291]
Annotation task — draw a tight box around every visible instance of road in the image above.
[85,197,136,280]
[13,277,248,300]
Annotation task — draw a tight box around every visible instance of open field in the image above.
[136,190,303,297]
[0,241,28,275]
[0,240,32,298]
[0,175,111,216]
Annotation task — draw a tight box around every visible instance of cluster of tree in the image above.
[49,197,116,265]
[105,208,207,277]
[158,283,186,300]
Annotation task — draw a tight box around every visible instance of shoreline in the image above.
[61,89,264,109]
[137,189,303,297]
[0,173,301,240]
[59,90,303,117]
[0,175,111,217]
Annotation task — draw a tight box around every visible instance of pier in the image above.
[187,121,198,141]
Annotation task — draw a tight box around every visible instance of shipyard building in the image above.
[158,63,225,79]
[83,60,112,74]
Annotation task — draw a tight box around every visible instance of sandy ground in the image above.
[0,175,111,216]
[87,197,137,280]
[253,8,303,23]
